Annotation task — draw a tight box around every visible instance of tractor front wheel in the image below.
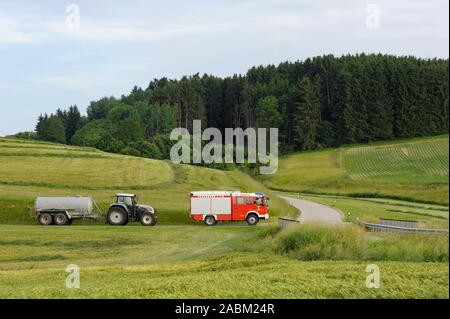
[107,208,128,226]
[140,213,156,226]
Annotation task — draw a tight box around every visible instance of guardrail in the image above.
[278,217,300,229]
[358,220,449,235]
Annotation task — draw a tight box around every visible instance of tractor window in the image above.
[236,197,245,205]
[124,197,133,206]
[117,196,133,206]
[246,197,253,205]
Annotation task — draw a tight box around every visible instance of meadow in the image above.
[0,137,297,224]
[0,224,447,298]
[0,137,448,298]
[261,135,449,205]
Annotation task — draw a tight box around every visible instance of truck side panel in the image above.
[211,197,231,215]
[190,196,232,220]
[191,197,211,214]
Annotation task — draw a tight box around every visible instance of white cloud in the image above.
[1,0,448,49]
[0,16,211,45]
[0,18,41,44]
[44,20,209,42]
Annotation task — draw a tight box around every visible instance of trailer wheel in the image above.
[107,207,128,226]
[246,214,259,226]
[140,213,156,226]
[204,215,217,226]
[38,213,53,226]
[54,213,69,225]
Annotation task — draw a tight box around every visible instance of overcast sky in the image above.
[0,0,448,136]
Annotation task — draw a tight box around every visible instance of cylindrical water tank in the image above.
[35,197,93,214]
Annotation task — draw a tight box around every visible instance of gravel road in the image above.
[280,195,343,224]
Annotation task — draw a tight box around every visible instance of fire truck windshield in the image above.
[255,197,269,206]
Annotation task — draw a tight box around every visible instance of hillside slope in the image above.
[261,135,449,205]
[0,138,295,224]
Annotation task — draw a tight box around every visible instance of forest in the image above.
[31,53,449,167]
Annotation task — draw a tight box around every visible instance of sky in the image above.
[0,0,448,136]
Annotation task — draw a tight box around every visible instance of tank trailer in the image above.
[34,193,157,226]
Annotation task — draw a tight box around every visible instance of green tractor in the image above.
[107,194,157,226]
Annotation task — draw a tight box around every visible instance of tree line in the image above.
[32,53,449,165]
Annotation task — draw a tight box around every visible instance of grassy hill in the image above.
[261,135,449,205]
[0,137,296,224]
[0,137,447,298]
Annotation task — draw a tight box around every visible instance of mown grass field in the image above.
[0,137,448,298]
[262,135,449,205]
[0,224,448,298]
[0,137,297,224]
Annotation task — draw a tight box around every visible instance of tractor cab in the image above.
[115,193,136,210]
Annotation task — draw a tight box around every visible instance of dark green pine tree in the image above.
[441,71,449,131]
[35,114,46,139]
[335,70,358,144]
[202,75,224,130]
[65,105,81,144]
[293,77,321,150]
[40,115,66,144]
[255,95,282,128]
[393,75,416,138]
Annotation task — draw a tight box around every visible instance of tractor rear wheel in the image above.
[204,215,217,226]
[54,213,69,225]
[107,208,128,226]
[38,213,53,226]
[140,213,156,226]
[246,214,259,226]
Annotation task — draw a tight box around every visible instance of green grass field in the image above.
[0,137,448,298]
[0,224,447,298]
[0,137,297,224]
[262,135,449,205]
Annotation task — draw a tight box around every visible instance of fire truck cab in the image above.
[190,191,269,226]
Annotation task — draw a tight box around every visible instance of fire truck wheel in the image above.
[54,213,69,225]
[204,215,217,226]
[140,212,156,226]
[38,213,53,226]
[246,214,259,226]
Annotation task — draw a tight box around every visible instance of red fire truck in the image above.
[189,191,270,226]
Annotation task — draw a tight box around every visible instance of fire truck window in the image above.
[255,198,262,206]
[236,197,244,205]
[246,197,252,205]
